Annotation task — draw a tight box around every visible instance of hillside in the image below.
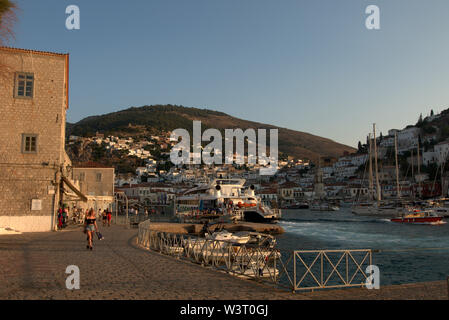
[67,105,356,161]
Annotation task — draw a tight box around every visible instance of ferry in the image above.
[390,210,444,225]
[175,178,281,223]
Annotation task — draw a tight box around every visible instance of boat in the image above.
[352,201,406,217]
[281,202,309,209]
[352,127,407,218]
[175,178,281,223]
[205,230,251,244]
[427,198,449,218]
[230,261,280,279]
[310,202,340,211]
[430,207,449,218]
[164,246,184,255]
[184,230,279,264]
[390,210,444,224]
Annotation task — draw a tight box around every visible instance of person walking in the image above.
[62,207,68,228]
[107,210,112,227]
[84,208,98,250]
[102,209,107,226]
[57,207,63,230]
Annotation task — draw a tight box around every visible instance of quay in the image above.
[144,221,284,235]
[0,225,447,300]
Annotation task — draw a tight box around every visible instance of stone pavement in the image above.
[0,225,447,300]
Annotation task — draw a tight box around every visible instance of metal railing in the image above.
[137,220,373,292]
[292,249,372,291]
[138,220,281,282]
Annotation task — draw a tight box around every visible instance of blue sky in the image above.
[8,0,449,148]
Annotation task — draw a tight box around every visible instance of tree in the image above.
[431,109,434,116]
[0,0,16,45]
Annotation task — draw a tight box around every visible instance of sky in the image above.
[8,0,449,148]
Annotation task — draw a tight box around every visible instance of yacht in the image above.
[428,198,449,218]
[281,202,309,209]
[310,202,340,211]
[351,201,405,217]
[352,126,407,218]
[205,230,251,244]
[175,178,281,223]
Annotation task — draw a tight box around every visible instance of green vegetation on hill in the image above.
[67,104,356,161]
[68,105,225,137]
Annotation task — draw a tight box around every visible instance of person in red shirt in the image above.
[57,208,63,230]
[107,210,112,227]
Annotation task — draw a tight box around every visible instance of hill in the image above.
[67,105,356,161]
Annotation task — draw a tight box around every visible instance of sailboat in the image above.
[352,125,404,217]
[427,146,449,217]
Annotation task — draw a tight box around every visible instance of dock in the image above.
[144,221,285,235]
[0,225,447,300]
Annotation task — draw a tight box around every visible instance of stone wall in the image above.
[0,48,68,232]
[72,167,115,197]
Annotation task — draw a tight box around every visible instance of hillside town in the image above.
[2,44,449,231]
[65,109,449,212]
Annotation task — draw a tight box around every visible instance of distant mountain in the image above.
[66,105,356,161]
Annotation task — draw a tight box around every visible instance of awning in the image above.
[61,176,88,202]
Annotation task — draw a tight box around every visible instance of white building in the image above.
[397,127,420,153]
[434,141,449,164]
[422,151,437,166]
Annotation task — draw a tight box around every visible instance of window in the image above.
[79,172,85,182]
[15,73,34,98]
[22,134,38,153]
[96,173,102,182]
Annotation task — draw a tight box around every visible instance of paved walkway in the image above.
[0,225,447,300]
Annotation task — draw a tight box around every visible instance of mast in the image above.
[417,139,421,199]
[394,132,401,198]
[373,124,381,204]
[411,149,415,200]
[368,134,374,200]
[439,148,449,198]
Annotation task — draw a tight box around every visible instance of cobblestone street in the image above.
[0,225,447,300]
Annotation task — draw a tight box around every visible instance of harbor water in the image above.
[277,207,449,286]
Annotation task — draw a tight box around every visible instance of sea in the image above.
[276,207,449,286]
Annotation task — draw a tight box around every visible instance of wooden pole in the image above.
[394,132,401,198]
[411,149,415,199]
[417,140,421,199]
[373,124,381,204]
[368,134,374,200]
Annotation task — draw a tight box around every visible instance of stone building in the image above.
[0,47,86,232]
[69,162,115,212]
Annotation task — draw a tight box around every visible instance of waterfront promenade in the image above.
[0,225,447,300]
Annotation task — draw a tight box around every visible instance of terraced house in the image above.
[0,47,87,232]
